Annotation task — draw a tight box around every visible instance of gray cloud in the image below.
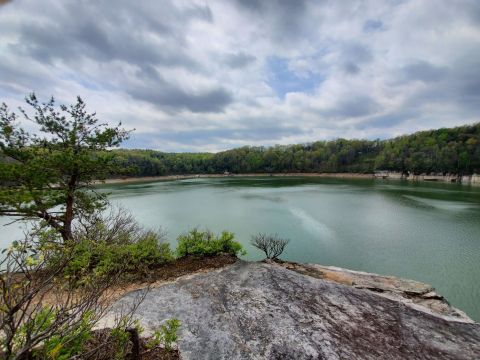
[401,61,448,83]
[399,55,480,118]
[0,0,479,151]
[125,125,307,150]
[342,62,360,75]
[2,1,224,113]
[233,0,310,42]
[224,52,257,69]
[324,96,380,119]
[360,110,418,130]
[334,42,373,76]
[234,0,307,14]
[341,43,373,64]
[125,65,233,113]
[129,84,233,114]
[10,3,198,68]
[363,19,384,33]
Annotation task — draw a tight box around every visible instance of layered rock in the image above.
[274,260,472,322]
[113,261,480,359]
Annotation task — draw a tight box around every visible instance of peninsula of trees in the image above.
[113,123,480,177]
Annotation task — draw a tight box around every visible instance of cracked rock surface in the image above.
[113,261,480,360]
[274,260,473,322]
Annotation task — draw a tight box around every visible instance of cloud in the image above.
[124,124,307,152]
[1,0,224,113]
[363,19,385,33]
[0,0,479,151]
[129,83,233,113]
[232,0,310,43]
[401,61,448,83]
[324,96,380,119]
[223,52,257,69]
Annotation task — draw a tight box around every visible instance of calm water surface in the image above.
[2,177,480,321]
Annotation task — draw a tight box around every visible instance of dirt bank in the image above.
[99,172,374,185]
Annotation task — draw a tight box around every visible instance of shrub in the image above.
[4,307,94,360]
[176,229,245,258]
[63,231,173,279]
[251,233,290,260]
[37,310,94,360]
[147,318,181,352]
[55,208,174,279]
[0,230,142,360]
[108,317,141,360]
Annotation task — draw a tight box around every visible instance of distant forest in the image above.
[113,123,480,176]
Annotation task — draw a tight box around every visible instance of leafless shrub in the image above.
[250,233,290,260]
[75,205,168,245]
[75,206,141,244]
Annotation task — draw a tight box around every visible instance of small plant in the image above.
[251,233,290,260]
[110,321,130,359]
[108,316,142,360]
[176,229,245,258]
[40,310,94,360]
[147,318,181,352]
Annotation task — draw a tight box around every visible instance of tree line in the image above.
[113,123,480,177]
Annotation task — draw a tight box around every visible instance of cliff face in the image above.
[113,261,480,360]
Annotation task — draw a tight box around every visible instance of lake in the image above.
[1,176,480,321]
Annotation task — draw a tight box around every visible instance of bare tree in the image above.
[250,233,290,260]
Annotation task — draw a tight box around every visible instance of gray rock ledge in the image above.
[273,260,473,322]
[112,261,480,360]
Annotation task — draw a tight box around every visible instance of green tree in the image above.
[0,94,130,241]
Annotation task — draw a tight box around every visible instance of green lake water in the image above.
[1,177,480,321]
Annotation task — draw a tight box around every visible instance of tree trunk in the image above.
[14,349,33,360]
[126,327,140,360]
[63,174,78,241]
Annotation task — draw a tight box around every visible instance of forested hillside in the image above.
[112,123,480,176]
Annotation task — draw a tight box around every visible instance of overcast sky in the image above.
[0,0,479,152]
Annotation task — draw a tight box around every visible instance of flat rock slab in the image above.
[113,261,480,360]
[274,261,472,321]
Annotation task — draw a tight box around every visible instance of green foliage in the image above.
[109,317,132,360]
[39,311,94,360]
[0,95,144,359]
[147,318,181,352]
[0,94,130,241]
[8,308,94,360]
[110,123,480,176]
[63,231,173,279]
[111,149,213,177]
[9,308,56,356]
[176,229,245,258]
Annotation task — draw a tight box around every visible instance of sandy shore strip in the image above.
[97,173,375,185]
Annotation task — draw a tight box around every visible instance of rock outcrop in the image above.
[273,260,472,322]
[113,261,480,359]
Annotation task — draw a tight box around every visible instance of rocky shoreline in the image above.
[112,260,480,359]
[99,172,373,185]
